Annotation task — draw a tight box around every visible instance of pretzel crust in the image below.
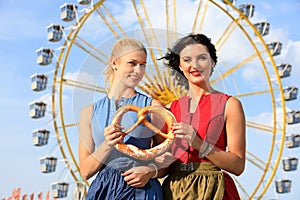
[111,105,176,160]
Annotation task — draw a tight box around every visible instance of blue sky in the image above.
[0,0,299,199]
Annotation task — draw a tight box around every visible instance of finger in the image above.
[122,172,135,183]
[175,134,186,139]
[115,124,124,130]
[107,134,123,146]
[127,181,142,188]
[122,168,133,176]
[104,124,124,135]
[104,127,117,137]
[172,129,185,136]
[126,180,139,187]
[106,131,121,140]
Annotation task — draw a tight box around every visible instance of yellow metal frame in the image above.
[50,0,287,197]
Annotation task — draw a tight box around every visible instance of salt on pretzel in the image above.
[111,104,176,160]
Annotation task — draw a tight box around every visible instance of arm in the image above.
[171,97,246,176]
[151,99,166,145]
[78,104,123,180]
[205,97,246,176]
[151,99,173,178]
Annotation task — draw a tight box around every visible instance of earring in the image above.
[210,67,214,76]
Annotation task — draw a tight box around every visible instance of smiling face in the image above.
[179,44,215,86]
[111,49,147,89]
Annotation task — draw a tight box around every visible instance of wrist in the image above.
[148,163,158,178]
[198,141,213,158]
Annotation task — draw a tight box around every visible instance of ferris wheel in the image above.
[29,0,300,199]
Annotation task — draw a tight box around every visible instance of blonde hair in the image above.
[103,38,147,90]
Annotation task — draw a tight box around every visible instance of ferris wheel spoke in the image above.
[132,0,168,72]
[165,0,177,43]
[247,121,283,134]
[95,4,127,38]
[210,51,262,85]
[139,73,171,96]
[234,89,272,98]
[215,16,242,51]
[60,78,106,93]
[73,37,108,65]
[233,176,250,199]
[191,0,204,33]
[131,0,167,85]
[196,0,209,33]
[138,0,166,58]
[57,123,79,129]
[247,151,274,171]
[77,36,109,59]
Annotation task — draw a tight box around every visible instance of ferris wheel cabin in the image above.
[31,74,48,92]
[40,156,57,173]
[238,4,255,18]
[78,0,91,5]
[36,48,53,66]
[284,86,298,101]
[267,42,282,56]
[73,183,86,200]
[275,179,292,194]
[277,64,292,78]
[282,157,298,171]
[47,24,64,42]
[286,134,300,148]
[32,129,50,146]
[254,22,270,36]
[60,3,77,22]
[287,110,300,125]
[29,101,46,119]
[52,182,69,198]
[222,0,236,4]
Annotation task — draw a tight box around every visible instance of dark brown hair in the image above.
[159,33,217,88]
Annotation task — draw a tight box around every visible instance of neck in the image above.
[108,85,136,100]
[187,83,214,99]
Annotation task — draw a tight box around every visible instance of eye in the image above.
[182,57,192,63]
[140,63,147,68]
[128,61,136,66]
[198,55,207,60]
[197,54,209,61]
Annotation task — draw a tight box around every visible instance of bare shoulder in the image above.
[225,96,245,118]
[227,96,243,108]
[80,104,94,120]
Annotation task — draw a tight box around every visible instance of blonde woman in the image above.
[78,38,164,199]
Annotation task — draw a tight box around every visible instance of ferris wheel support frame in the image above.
[48,0,288,197]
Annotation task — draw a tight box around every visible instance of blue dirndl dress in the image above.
[86,92,163,200]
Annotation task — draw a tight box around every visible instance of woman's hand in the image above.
[155,152,176,168]
[122,166,153,187]
[171,122,202,149]
[103,124,124,146]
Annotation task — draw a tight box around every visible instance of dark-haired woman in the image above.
[158,33,246,200]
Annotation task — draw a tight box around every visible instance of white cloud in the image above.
[287,41,300,75]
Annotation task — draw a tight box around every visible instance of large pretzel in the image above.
[111,105,176,160]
